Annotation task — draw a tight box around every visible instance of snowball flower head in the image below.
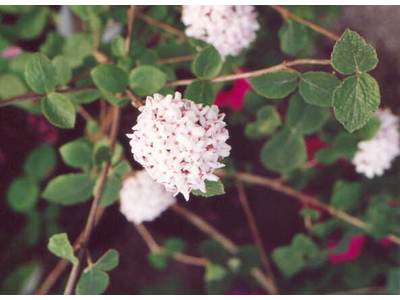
[127,92,231,200]
[181,5,259,60]
[352,108,400,178]
[119,170,176,224]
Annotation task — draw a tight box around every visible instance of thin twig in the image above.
[134,223,208,267]
[329,286,385,295]
[167,59,332,86]
[157,55,195,64]
[125,89,144,108]
[234,178,278,294]
[139,13,186,40]
[63,107,121,295]
[170,204,278,295]
[78,106,95,122]
[270,5,340,41]
[0,86,97,108]
[125,5,136,56]
[233,172,400,246]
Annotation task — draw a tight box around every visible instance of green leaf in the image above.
[62,33,92,68]
[236,245,263,274]
[129,66,166,97]
[387,269,400,295]
[9,52,33,78]
[25,53,57,94]
[331,29,378,74]
[64,90,101,105]
[250,71,299,99]
[287,93,330,134]
[184,79,216,105]
[245,105,281,138]
[192,46,222,79]
[96,173,122,207]
[278,19,308,55]
[23,144,56,181]
[2,261,42,295]
[17,7,49,40]
[69,5,105,20]
[333,73,380,132]
[365,194,395,239]
[205,264,227,282]
[7,177,39,212]
[75,266,109,295]
[315,132,358,165]
[42,174,95,205]
[330,180,362,212]
[41,93,76,129]
[148,253,168,270]
[40,32,64,58]
[94,249,119,271]
[355,116,380,140]
[261,127,306,174]
[164,238,186,254]
[113,161,132,178]
[0,74,27,99]
[292,234,319,257]
[192,180,225,197]
[137,49,159,66]
[272,246,305,277]
[299,72,341,107]
[60,138,92,170]
[299,208,320,221]
[52,55,72,85]
[47,233,78,264]
[117,56,134,73]
[91,64,128,94]
[92,139,123,166]
[200,240,230,265]
[111,36,125,57]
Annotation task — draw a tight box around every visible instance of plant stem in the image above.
[233,172,400,246]
[270,5,340,41]
[157,55,195,64]
[134,223,208,267]
[167,59,331,86]
[170,204,278,295]
[139,13,186,40]
[63,106,121,295]
[234,178,279,294]
[0,86,96,108]
[125,5,136,56]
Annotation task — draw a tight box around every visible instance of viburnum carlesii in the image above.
[181,5,259,60]
[352,108,400,178]
[119,170,176,224]
[127,92,231,200]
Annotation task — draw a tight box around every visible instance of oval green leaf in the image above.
[41,92,76,129]
[91,64,128,94]
[192,46,223,79]
[25,53,57,94]
[299,72,341,107]
[250,71,299,99]
[129,65,166,97]
[184,79,216,105]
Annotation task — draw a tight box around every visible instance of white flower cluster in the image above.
[127,92,231,200]
[352,108,400,178]
[181,5,260,60]
[119,170,176,224]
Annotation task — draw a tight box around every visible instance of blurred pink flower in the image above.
[2,46,22,59]
[27,114,58,144]
[328,235,366,264]
[215,77,251,111]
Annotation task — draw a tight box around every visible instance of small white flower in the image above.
[181,5,260,60]
[127,92,231,200]
[119,170,176,224]
[352,108,400,178]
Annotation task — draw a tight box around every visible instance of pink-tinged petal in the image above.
[328,235,366,264]
[2,46,22,59]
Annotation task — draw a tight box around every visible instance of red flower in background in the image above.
[27,114,59,144]
[215,76,251,111]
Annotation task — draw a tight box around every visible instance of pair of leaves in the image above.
[7,144,56,213]
[76,249,119,295]
[331,29,380,132]
[147,238,187,270]
[272,234,324,277]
